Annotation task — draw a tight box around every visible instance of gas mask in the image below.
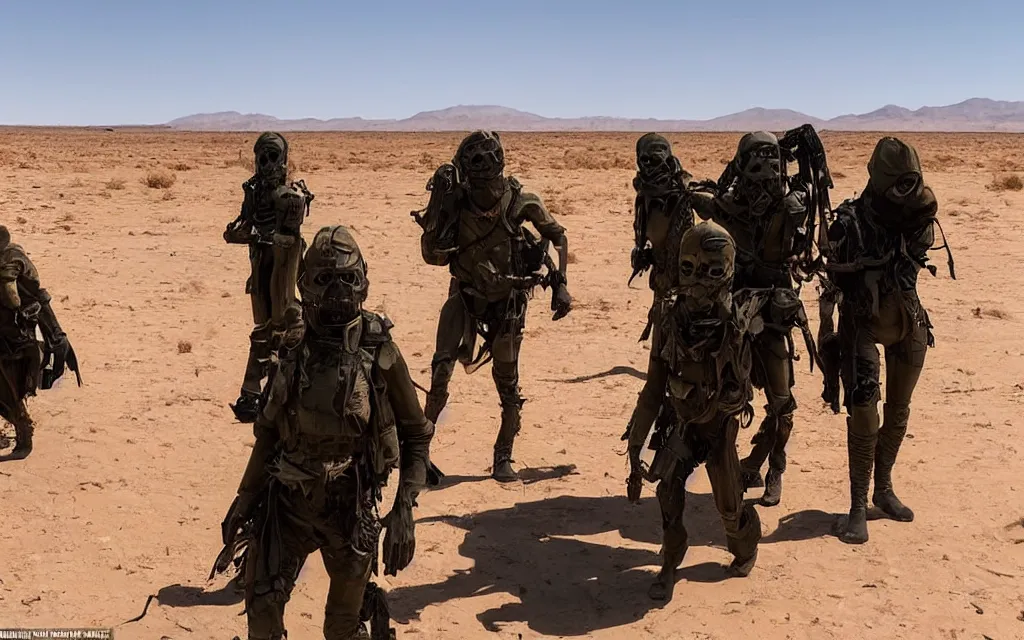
[299,225,369,350]
[733,132,784,215]
[253,131,289,188]
[455,130,506,211]
[634,133,683,196]
[865,137,936,228]
[677,221,736,316]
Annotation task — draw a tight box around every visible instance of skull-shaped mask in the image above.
[734,131,784,214]
[300,225,369,347]
[253,131,288,187]
[677,221,736,313]
[455,130,505,183]
[635,133,682,194]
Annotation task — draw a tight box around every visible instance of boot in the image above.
[740,466,764,490]
[873,403,914,522]
[836,418,876,545]
[492,403,522,483]
[760,468,783,507]
[230,390,261,423]
[724,502,761,577]
[8,419,34,460]
[649,518,689,601]
[760,413,793,507]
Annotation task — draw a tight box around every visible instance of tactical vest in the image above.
[449,177,546,302]
[272,312,400,484]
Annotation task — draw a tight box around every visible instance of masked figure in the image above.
[690,127,831,507]
[0,225,82,460]
[626,221,764,601]
[819,137,954,544]
[412,130,572,483]
[213,226,434,639]
[224,132,313,422]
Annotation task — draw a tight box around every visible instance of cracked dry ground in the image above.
[1,130,1023,639]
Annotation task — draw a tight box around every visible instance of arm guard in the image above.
[268,184,310,330]
[379,339,434,507]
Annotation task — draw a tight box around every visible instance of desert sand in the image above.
[1,129,1022,639]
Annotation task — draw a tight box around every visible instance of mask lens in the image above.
[708,266,725,278]
[680,260,695,277]
[893,174,920,198]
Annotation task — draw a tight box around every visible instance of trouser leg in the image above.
[321,542,374,640]
[706,416,761,575]
[246,486,319,640]
[873,323,928,522]
[424,292,467,424]
[837,327,881,545]
[648,460,694,601]
[490,320,524,482]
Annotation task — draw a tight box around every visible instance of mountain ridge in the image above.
[166,99,1024,132]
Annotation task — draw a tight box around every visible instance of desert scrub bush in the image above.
[144,170,176,189]
[105,178,126,190]
[988,174,1023,192]
[168,162,192,171]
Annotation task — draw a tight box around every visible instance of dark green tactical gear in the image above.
[626,222,763,600]
[820,136,952,545]
[419,132,570,482]
[0,235,80,460]
[225,133,312,420]
[689,131,821,507]
[220,227,433,639]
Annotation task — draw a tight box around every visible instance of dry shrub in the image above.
[15,216,27,224]
[554,149,633,171]
[923,154,961,171]
[168,162,192,171]
[224,151,255,172]
[567,250,578,264]
[159,215,181,224]
[161,191,175,201]
[105,178,126,190]
[988,174,1023,192]
[144,170,176,189]
[69,178,84,188]
[176,340,193,354]
[972,307,1010,320]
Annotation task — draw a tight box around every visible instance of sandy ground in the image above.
[1,129,1023,639]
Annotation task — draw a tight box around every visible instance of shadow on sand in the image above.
[393,492,734,636]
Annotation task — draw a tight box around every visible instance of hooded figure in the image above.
[223,131,312,422]
[625,221,763,602]
[819,136,953,545]
[415,130,572,483]
[216,225,434,640]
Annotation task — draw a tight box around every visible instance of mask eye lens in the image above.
[680,260,695,277]
[340,272,359,285]
[313,272,332,286]
[893,174,919,197]
[708,266,725,278]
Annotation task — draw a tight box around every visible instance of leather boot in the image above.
[492,403,522,483]
[9,418,34,460]
[873,403,914,522]
[760,413,793,507]
[836,415,876,545]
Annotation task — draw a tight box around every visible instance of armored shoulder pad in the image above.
[361,311,394,347]
[781,189,807,215]
[272,183,308,206]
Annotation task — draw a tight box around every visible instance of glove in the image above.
[551,283,572,321]
[382,502,416,576]
[626,447,643,504]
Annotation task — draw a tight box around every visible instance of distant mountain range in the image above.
[166,99,1024,132]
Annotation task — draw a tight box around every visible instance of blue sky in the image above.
[1,0,1021,125]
